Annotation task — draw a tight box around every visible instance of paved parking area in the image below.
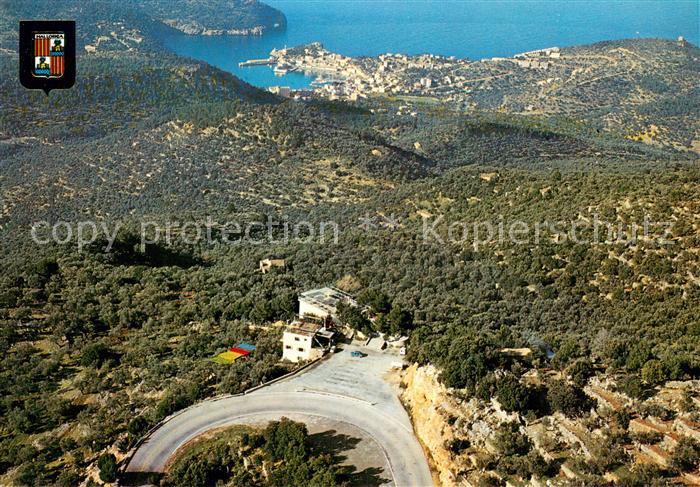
[276,343,403,411]
[127,343,433,487]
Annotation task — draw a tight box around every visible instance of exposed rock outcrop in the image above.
[401,364,459,486]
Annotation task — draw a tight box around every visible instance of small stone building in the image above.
[259,258,286,274]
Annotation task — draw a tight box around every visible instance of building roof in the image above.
[284,320,323,337]
[299,287,356,315]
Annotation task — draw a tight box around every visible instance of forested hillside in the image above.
[0,1,699,484]
[1,145,698,484]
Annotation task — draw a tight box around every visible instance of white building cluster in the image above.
[261,43,569,105]
[281,287,358,363]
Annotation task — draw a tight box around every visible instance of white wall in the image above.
[299,300,330,319]
[282,331,313,363]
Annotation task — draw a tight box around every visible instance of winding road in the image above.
[126,345,434,487]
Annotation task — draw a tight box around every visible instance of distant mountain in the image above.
[0,0,286,46]
[1,22,696,255]
[145,0,287,35]
[0,49,429,260]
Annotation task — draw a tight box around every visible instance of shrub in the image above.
[81,342,112,368]
[547,379,595,418]
[671,437,700,472]
[625,342,653,372]
[567,358,595,387]
[616,374,653,400]
[551,339,584,370]
[494,422,532,457]
[630,431,663,444]
[448,438,470,453]
[357,288,391,314]
[128,415,149,437]
[97,453,118,483]
[262,417,308,462]
[641,359,667,385]
[56,469,81,487]
[616,464,670,486]
[494,374,546,416]
[441,353,487,392]
[477,474,504,487]
[337,302,371,334]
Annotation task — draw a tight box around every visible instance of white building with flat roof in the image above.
[282,320,335,363]
[298,287,357,321]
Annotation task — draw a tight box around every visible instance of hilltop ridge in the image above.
[0,0,286,52]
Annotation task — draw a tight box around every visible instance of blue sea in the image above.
[160,0,700,89]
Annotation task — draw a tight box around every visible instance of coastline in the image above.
[152,0,287,38]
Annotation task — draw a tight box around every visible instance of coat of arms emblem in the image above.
[33,32,65,78]
[19,20,75,94]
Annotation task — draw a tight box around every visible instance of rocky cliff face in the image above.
[401,364,460,487]
[401,364,521,486]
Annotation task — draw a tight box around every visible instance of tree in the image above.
[56,469,81,487]
[617,464,669,487]
[552,338,584,370]
[547,379,595,418]
[128,415,149,436]
[17,462,45,486]
[671,437,700,472]
[495,374,533,413]
[268,452,340,486]
[494,422,532,456]
[641,359,667,385]
[98,453,118,483]
[81,342,112,368]
[385,305,413,335]
[567,358,595,387]
[263,417,308,462]
[440,353,487,392]
[587,434,629,474]
[357,288,390,314]
[625,342,653,372]
[662,353,692,381]
[602,338,629,369]
[617,374,652,400]
[29,258,59,287]
[477,475,505,487]
[336,302,371,334]
[156,381,203,420]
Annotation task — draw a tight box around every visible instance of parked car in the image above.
[350,351,366,358]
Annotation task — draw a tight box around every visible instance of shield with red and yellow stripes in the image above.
[33,32,65,78]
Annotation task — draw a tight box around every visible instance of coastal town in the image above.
[242,41,565,105]
[252,38,691,109]
[239,38,698,152]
